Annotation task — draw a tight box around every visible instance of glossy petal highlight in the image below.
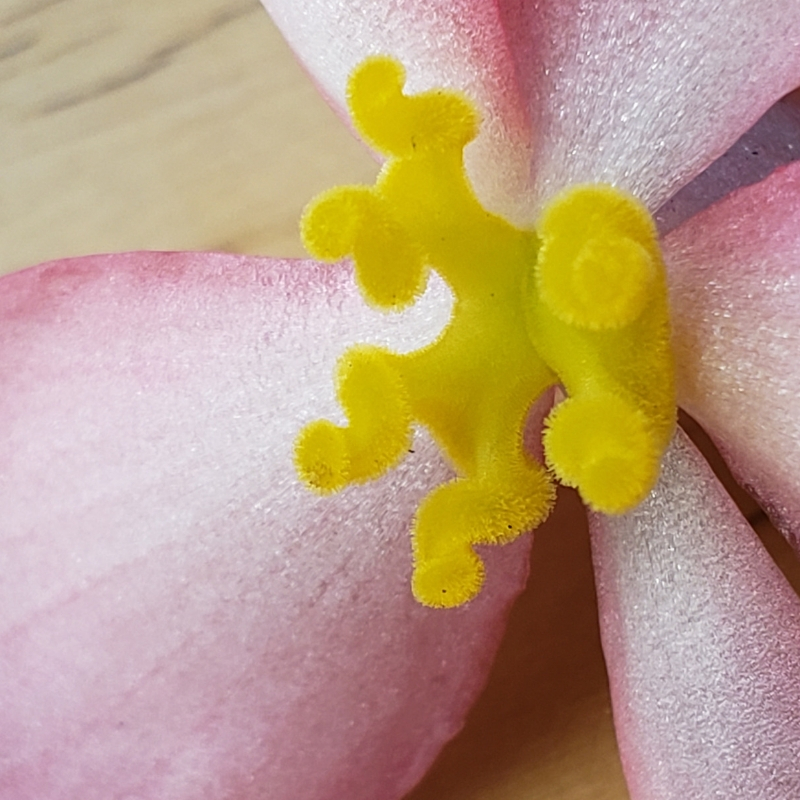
[0,252,531,800]
[591,430,800,799]
[666,161,800,553]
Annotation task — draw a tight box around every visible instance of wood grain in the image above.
[0,0,377,273]
[0,1,630,797]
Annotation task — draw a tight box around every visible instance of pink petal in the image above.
[515,0,800,211]
[656,93,800,235]
[0,252,530,800]
[665,161,800,553]
[591,429,800,799]
[261,0,534,224]
[261,1,800,216]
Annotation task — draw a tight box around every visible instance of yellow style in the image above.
[295,56,675,608]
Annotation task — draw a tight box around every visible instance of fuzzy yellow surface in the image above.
[531,185,676,512]
[2,2,635,798]
[298,57,674,606]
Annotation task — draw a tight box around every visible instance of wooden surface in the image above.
[0,1,630,797]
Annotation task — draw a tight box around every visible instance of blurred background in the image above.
[0,1,634,797]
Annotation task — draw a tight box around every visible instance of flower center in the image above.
[295,56,675,608]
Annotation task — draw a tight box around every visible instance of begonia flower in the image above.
[2,2,800,800]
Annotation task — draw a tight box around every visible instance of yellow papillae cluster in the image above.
[296,56,675,608]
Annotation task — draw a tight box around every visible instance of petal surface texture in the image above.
[591,430,800,799]
[0,252,531,800]
[262,0,535,223]
[656,94,800,235]
[262,0,800,218]
[666,161,800,553]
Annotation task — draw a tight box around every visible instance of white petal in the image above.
[591,429,800,799]
[0,251,529,800]
[666,160,800,553]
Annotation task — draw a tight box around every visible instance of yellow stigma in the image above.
[528,185,675,513]
[296,56,675,608]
